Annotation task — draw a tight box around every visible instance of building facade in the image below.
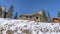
[19,11,43,22]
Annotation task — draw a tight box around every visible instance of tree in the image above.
[0,6,2,16]
[0,5,2,17]
[2,6,7,18]
[4,12,7,18]
[6,5,13,18]
[42,10,47,22]
[58,11,60,23]
[47,11,51,22]
[14,12,18,19]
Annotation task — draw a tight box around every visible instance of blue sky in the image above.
[0,0,60,18]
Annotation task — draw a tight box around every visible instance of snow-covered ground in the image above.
[0,18,60,34]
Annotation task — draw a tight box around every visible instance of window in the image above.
[20,16,22,17]
[36,17,38,19]
[26,16,28,18]
[30,16,32,18]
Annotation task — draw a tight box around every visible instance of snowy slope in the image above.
[0,18,60,34]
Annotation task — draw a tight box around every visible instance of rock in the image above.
[6,30,13,34]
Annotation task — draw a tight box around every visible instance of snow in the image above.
[0,18,60,34]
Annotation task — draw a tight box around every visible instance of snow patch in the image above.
[0,18,60,34]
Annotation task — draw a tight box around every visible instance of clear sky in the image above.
[0,0,60,18]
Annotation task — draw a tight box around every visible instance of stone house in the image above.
[19,11,43,22]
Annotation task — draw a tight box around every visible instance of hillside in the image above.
[0,18,60,34]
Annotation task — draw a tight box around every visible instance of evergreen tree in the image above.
[0,5,2,16]
[0,7,2,16]
[2,6,6,18]
[47,11,51,22]
[7,5,13,18]
[42,10,47,22]
[4,12,7,18]
[58,11,60,23]
[0,4,2,16]
[14,12,18,19]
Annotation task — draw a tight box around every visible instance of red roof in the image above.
[52,18,58,23]
[53,18,58,20]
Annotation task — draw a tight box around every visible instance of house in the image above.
[19,11,43,22]
[52,18,58,23]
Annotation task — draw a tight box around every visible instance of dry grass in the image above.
[22,29,31,34]
[6,30,13,34]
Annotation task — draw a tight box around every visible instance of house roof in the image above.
[33,11,43,15]
[52,18,58,20]
[20,11,43,17]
